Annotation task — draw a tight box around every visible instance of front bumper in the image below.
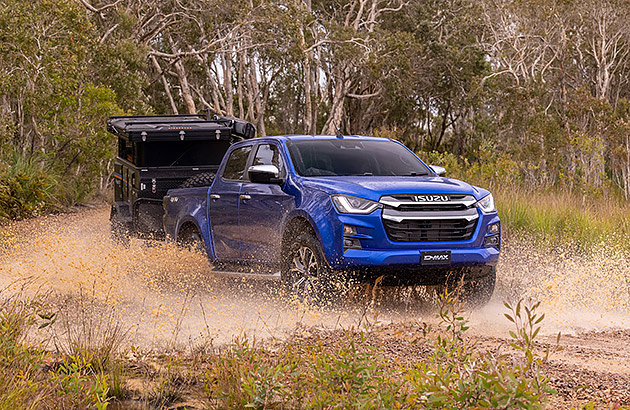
[339,246,499,268]
[320,207,501,271]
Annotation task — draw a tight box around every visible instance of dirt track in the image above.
[1,207,630,408]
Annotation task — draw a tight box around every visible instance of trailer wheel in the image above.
[110,205,131,247]
[179,172,216,189]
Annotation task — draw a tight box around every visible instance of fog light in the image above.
[484,234,500,248]
[343,237,361,251]
[487,222,500,234]
[343,225,357,235]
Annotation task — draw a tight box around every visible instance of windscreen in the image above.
[287,139,431,177]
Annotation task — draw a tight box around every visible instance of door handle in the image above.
[240,194,251,201]
[210,194,220,200]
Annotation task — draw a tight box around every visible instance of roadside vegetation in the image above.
[3,0,630,230]
[425,150,630,252]
[0,289,556,409]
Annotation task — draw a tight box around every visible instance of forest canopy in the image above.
[1,0,630,218]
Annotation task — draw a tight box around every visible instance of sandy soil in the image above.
[1,207,629,408]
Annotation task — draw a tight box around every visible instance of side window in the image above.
[222,145,252,180]
[252,144,285,176]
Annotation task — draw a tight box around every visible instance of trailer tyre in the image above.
[179,172,216,189]
[110,206,131,247]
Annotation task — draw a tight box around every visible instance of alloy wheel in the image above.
[290,245,320,301]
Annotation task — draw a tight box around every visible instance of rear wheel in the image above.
[177,225,205,254]
[110,206,130,247]
[282,233,337,303]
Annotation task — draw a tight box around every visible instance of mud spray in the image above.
[1,208,629,351]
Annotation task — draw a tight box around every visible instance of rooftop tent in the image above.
[108,114,256,141]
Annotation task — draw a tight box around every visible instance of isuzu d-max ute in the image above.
[162,135,501,304]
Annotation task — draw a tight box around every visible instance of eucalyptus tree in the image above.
[0,0,130,202]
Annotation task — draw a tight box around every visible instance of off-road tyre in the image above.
[110,206,131,247]
[442,266,496,307]
[179,172,216,189]
[177,225,205,254]
[110,220,130,247]
[281,232,342,304]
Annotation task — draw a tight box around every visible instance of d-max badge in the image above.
[421,250,451,265]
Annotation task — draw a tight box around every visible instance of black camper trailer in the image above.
[107,114,255,242]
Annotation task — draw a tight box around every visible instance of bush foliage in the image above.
[3,0,630,220]
[203,295,554,409]
[0,291,555,409]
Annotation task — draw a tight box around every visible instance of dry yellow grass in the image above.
[495,187,630,251]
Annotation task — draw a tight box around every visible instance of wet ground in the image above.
[1,207,629,408]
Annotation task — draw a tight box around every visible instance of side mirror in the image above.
[429,165,446,177]
[248,164,283,184]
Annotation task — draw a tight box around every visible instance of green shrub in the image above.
[205,336,300,409]
[0,152,56,221]
[0,298,48,409]
[403,294,554,409]
[302,333,403,409]
[204,298,555,409]
[0,295,113,409]
[50,352,111,410]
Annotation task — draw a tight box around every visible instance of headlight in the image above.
[476,194,496,213]
[331,195,382,214]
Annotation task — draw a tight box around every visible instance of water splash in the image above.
[1,209,628,351]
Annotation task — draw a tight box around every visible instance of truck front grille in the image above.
[383,218,477,242]
[381,194,473,212]
[380,194,479,242]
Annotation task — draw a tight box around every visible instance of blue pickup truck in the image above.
[163,135,500,304]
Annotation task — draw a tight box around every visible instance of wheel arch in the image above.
[175,217,202,241]
[281,215,321,262]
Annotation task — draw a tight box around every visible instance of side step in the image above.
[210,270,281,281]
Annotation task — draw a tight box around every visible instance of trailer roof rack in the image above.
[107,114,256,142]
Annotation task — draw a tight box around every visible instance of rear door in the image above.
[208,145,253,260]
[239,143,293,264]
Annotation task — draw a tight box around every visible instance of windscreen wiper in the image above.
[401,172,429,176]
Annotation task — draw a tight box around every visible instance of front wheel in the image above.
[441,266,496,307]
[110,220,130,247]
[281,233,337,303]
[110,205,131,247]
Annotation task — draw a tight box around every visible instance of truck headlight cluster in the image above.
[332,195,382,214]
[476,194,496,213]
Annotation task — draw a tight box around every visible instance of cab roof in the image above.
[260,135,391,142]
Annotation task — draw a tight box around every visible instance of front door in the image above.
[239,143,293,264]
